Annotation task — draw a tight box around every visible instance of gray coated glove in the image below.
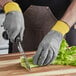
[33,30,63,66]
[3,11,25,42]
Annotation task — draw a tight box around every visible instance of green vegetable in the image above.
[20,39,76,69]
[52,39,76,66]
[20,56,38,68]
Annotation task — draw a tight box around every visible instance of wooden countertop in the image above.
[0,51,76,76]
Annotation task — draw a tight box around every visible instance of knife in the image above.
[3,32,31,71]
[16,38,31,71]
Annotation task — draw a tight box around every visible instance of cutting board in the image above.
[0,51,76,76]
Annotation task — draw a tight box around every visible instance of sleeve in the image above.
[0,0,12,8]
[14,0,50,13]
[14,0,31,12]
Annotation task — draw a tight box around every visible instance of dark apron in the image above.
[66,23,76,46]
[23,5,57,51]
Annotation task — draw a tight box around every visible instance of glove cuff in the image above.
[52,20,70,35]
[4,2,21,13]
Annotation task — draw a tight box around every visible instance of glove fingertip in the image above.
[20,28,25,41]
[20,35,23,41]
[33,55,38,65]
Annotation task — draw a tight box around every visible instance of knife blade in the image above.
[16,38,31,71]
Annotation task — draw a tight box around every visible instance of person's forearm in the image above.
[61,0,76,28]
[0,0,12,8]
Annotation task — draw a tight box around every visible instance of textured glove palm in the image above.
[3,11,25,42]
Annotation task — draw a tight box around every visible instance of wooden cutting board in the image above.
[0,51,76,76]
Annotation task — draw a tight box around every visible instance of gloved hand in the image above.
[3,2,25,42]
[33,21,69,66]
